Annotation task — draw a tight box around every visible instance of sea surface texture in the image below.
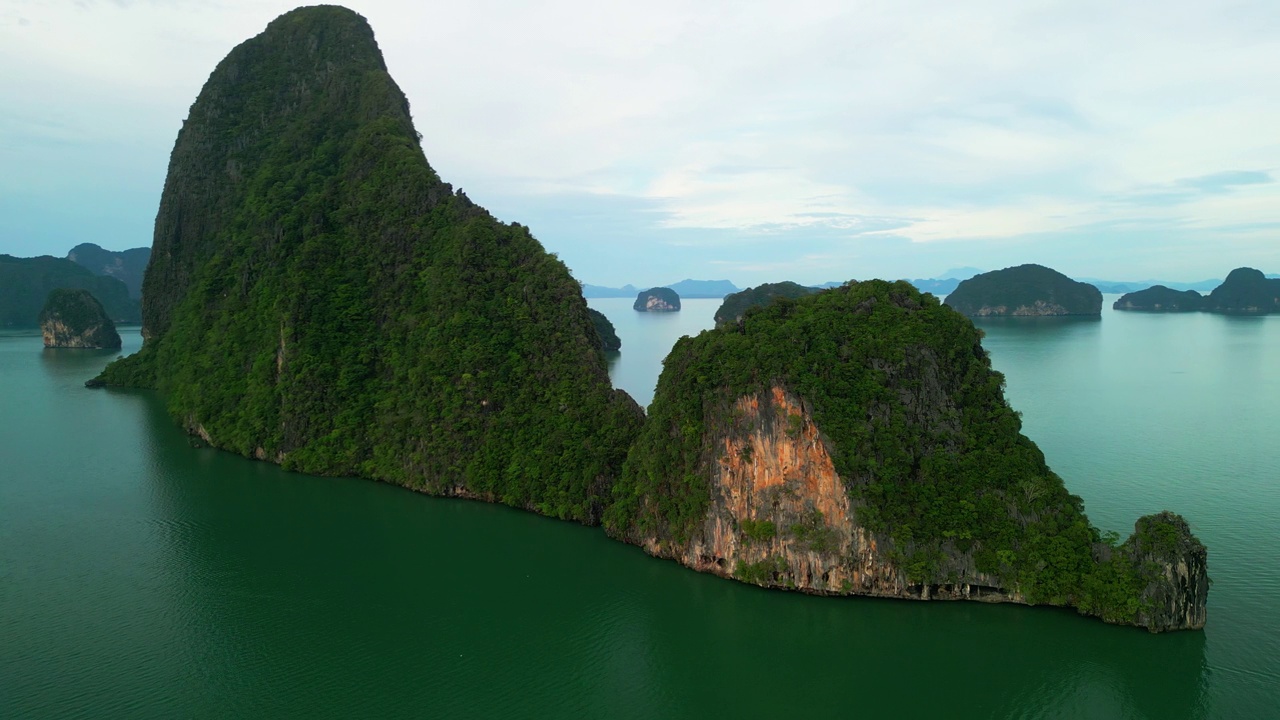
[1,296,1276,718]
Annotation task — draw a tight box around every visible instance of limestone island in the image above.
[714,281,817,326]
[944,264,1102,317]
[588,308,621,352]
[40,288,122,349]
[1113,285,1204,312]
[634,287,681,312]
[90,5,642,521]
[605,281,1206,632]
[1201,267,1280,314]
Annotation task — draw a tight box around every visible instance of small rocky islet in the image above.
[89,4,1206,631]
[40,288,122,349]
[633,286,681,312]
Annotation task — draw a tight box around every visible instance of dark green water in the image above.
[2,298,1276,718]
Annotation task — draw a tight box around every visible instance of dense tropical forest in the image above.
[95,5,642,522]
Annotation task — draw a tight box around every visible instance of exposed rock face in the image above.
[1202,267,1280,314]
[944,264,1102,317]
[645,385,1021,603]
[39,288,122,349]
[1122,512,1209,632]
[634,287,681,312]
[1113,285,1204,312]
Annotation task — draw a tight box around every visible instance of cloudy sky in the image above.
[2,0,1278,287]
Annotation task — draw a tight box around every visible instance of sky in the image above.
[1,0,1278,288]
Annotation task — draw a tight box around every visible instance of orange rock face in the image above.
[644,385,1021,603]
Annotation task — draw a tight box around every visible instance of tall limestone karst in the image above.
[94,6,642,521]
[604,281,1207,631]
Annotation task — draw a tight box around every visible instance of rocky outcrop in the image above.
[944,264,1102,317]
[633,287,681,312]
[39,288,122,349]
[1122,512,1209,631]
[1113,285,1204,312]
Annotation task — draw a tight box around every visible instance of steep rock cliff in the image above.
[607,280,1207,630]
[90,6,641,522]
[39,288,122,349]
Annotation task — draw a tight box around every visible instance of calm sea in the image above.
[1,296,1276,718]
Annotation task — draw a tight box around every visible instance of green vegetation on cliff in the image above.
[944,264,1102,317]
[0,255,139,327]
[714,281,817,326]
[93,6,641,522]
[39,288,122,349]
[605,281,1203,625]
[588,308,621,352]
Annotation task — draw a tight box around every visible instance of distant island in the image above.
[40,288,121,349]
[714,281,817,325]
[1202,268,1280,314]
[0,254,140,327]
[1114,268,1279,314]
[584,279,738,299]
[944,264,1102,317]
[634,287,681,312]
[1113,285,1204,312]
[66,243,151,299]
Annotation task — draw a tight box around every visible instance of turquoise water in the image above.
[1,297,1277,718]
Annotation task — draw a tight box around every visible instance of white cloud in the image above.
[1,0,1278,277]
